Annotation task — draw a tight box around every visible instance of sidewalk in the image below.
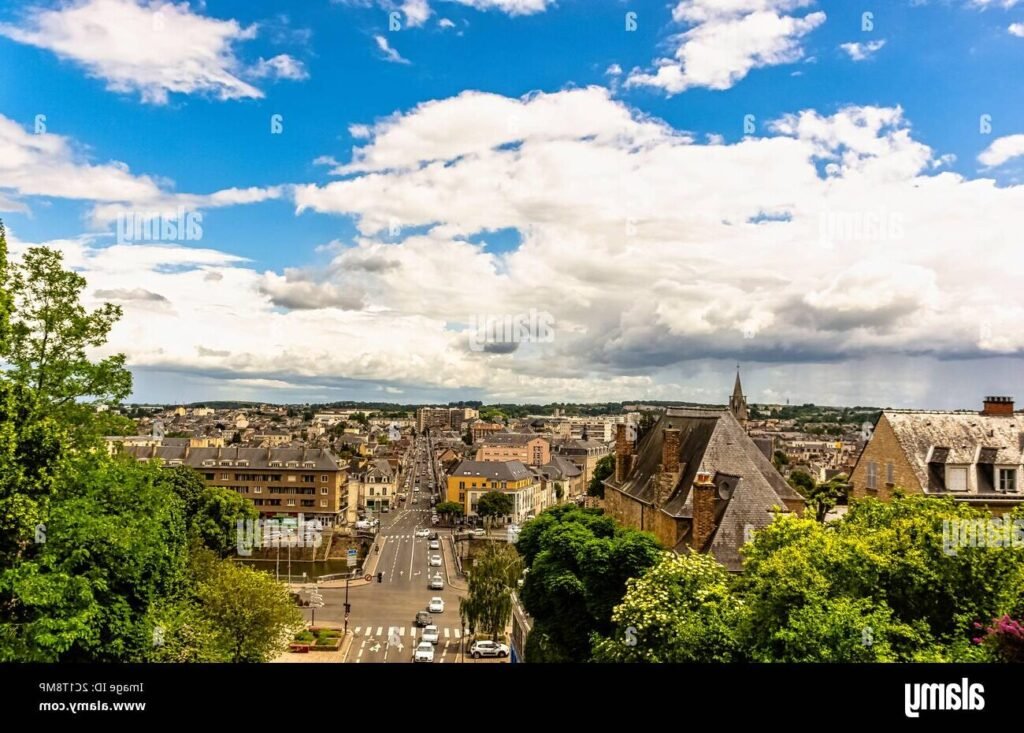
[443,534,468,591]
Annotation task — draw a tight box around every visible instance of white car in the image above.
[415,528,430,538]
[421,625,440,644]
[429,554,442,567]
[428,539,440,550]
[413,486,420,492]
[428,597,444,613]
[429,574,444,590]
[469,640,509,658]
[414,642,435,662]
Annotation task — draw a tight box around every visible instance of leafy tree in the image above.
[195,559,303,662]
[94,410,137,437]
[772,449,789,470]
[435,501,464,520]
[587,453,614,498]
[592,552,744,662]
[516,504,661,662]
[189,486,258,558]
[738,496,1024,661]
[459,543,522,642]
[476,490,514,526]
[146,600,224,662]
[1,246,131,416]
[804,474,849,523]
[788,469,815,495]
[462,427,473,445]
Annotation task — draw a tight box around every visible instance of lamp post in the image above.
[461,621,466,663]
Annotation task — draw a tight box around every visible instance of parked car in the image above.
[471,528,486,536]
[428,597,444,613]
[415,528,430,538]
[429,532,439,541]
[429,554,442,567]
[428,539,440,550]
[429,574,444,590]
[381,505,390,513]
[421,624,440,644]
[414,611,432,627]
[469,640,509,658]
[414,642,435,663]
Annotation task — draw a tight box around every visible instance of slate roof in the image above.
[605,407,800,571]
[122,445,342,470]
[450,460,533,482]
[880,411,1024,492]
[478,433,547,446]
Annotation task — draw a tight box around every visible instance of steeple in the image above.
[729,365,749,426]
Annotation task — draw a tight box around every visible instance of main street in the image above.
[300,435,505,664]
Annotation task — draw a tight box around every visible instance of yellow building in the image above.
[446,460,542,523]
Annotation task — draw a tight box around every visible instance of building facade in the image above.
[446,460,546,523]
[123,445,347,525]
[474,434,551,466]
[849,396,1023,513]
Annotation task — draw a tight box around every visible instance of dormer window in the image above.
[303,461,315,468]
[286,461,299,468]
[998,468,1017,493]
[237,460,248,467]
[269,461,282,467]
[202,459,215,467]
[220,460,232,466]
[946,466,968,492]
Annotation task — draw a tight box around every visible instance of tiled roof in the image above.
[450,460,533,482]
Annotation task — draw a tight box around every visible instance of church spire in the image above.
[729,365,749,426]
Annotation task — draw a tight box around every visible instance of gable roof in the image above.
[450,460,533,482]
[605,407,799,571]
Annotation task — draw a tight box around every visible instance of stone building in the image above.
[602,407,803,571]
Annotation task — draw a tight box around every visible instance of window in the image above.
[254,487,262,494]
[886,462,895,485]
[866,461,877,490]
[303,461,315,468]
[204,473,215,480]
[947,466,968,492]
[287,499,296,507]
[320,500,328,508]
[998,468,1017,493]
[269,461,282,467]
[321,474,328,483]
[221,473,231,481]
[321,487,328,495]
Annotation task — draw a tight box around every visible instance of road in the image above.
[302,435,506,664]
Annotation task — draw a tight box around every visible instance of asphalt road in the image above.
[302,437,505,664]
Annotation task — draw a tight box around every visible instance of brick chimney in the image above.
[614,423,633,483]
[656,428,681,507]
[691,471,718,551]
[982,396,1014,416]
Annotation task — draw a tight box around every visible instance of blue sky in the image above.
[0,0,1022,408]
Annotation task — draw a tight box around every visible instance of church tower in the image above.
[729,367,749,426]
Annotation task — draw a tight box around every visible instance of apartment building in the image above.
[123,445,348,525]
[416,406,478,433]
[474,433,551,466]
[446,460,547,523]
[850,396,1023,513]
[345,458,399,522]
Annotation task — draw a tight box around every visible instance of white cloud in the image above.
[438,17,456,28]
[1009,22,1024,37]
[978,134,1024,166]
[969,0,1022,8]
[0,113,284,223]
[839,39,886,61]
[627,0,826,95]
[402,0,432,26]
[0,0,297,104]
[446,0,552,14]
[250,54,309,80]
[374,34,411,64]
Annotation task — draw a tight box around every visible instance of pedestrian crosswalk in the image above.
[353,625,462,639]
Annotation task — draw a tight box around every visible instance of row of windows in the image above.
[228,486,327,496]
[864,461,895,490]
[251,499,330,508]
[201,460,317,469]
[867,461,1019,493]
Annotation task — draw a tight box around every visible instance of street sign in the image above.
[347,548,357,568]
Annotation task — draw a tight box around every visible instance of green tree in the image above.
[516,504,661,662]
[190,486,258,558]
[1,246,131,417]
[195,560,303,663]
[476,490,514,527]
[587,453,614,498]
[772,449,789,470]
[804,474,849,523]
[435,501,464,521]
[459,543,522,642]
[592,552,744,662]
[788,469,815,495]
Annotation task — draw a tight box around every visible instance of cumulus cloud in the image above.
[978,134,1024,167]
[839,39,886,60]
[627,0,826,95]
[0,0,306,104]
[94,287,169,302]
[1009,23,1024,37]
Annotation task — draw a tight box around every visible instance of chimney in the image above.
[656,428,681,507]
[614,423,632,482]
[982,396,1014,416]
[691,471,718,551]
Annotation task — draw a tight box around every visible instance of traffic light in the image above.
[377,572,383,583]
[344,602,351,614]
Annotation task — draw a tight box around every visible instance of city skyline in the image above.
[1,0,1023,407]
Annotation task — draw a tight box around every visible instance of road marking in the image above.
[444,628,450,639]
[454,628,461,639]
[440,640,450,663]
[365,627,372,637]
[376,626,383,636]
[370,643,381,653]
[353,627,361,635]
